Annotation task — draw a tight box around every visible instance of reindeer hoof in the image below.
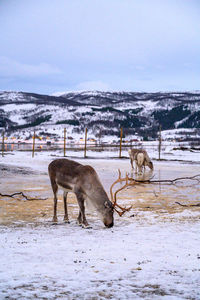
[82,224,92,229]
[52,217,58,224]
[64,220,70,224]
[64,217,70,224]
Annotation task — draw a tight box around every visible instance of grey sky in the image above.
[0,0,199,94]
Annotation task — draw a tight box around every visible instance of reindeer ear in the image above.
[104,200,111,208]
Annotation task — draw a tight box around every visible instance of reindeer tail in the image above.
[137,152,145,167]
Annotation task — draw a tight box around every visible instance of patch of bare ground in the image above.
[1,180,200,226]
[0,160,200,226]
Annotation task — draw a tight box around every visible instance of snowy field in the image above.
[0,150,200,299]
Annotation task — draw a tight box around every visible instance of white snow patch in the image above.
[3,103,36,112]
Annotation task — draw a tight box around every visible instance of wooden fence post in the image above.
[2,130,5,157]
[158,125,162,160]
[32,131,36,158]
[119,127,123,158]
[64,128,66,157]
[84,128,88,158]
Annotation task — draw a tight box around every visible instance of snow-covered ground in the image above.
[0,151,200,299]
[1,218,200,299]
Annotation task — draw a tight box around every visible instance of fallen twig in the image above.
[133,174,200,184]
[0,192,47,201]
[175,201,200,207]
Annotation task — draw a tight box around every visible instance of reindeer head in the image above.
[148,161,154,170]
[102,200,114,228]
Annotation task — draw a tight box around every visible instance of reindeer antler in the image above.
[110,169,135,216]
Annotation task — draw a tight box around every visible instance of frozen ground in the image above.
[0,151,200,299]
[1,218,200,300]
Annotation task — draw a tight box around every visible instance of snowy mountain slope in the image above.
[0,90,200,140]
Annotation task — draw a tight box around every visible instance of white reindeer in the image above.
[128,148,153,174]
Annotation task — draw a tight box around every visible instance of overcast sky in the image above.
[0,0,199,94]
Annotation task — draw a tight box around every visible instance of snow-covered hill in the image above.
[0,90,200,142]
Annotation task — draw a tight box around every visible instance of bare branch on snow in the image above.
[0,192,47,201]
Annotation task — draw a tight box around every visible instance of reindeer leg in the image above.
[76,193,89,228]
[140,164,143,174]
[77,210,82,226]
[63,191,70,223]
[135,163,138,174]
[130,158,134,170]
[49,174,59,223]
[52,183,58,223]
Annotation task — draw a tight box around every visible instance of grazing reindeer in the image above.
[128,148,153,173]
[134,152,153,174]
[48,159,114,228]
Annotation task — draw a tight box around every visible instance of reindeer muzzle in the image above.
[105,221,114,228]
